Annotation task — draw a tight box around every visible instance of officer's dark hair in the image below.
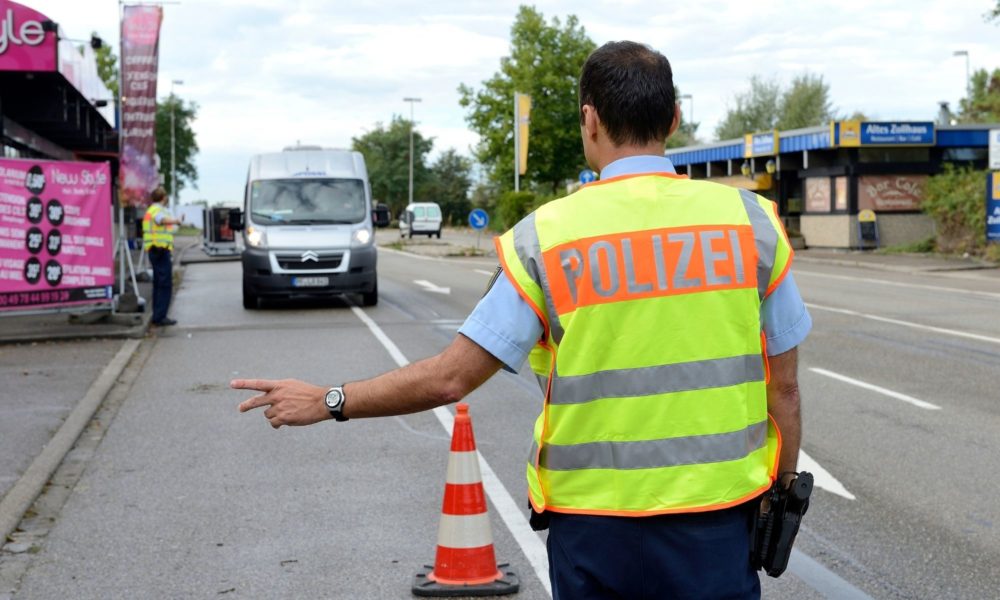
[579,41,676,147]
[150,187,168,203]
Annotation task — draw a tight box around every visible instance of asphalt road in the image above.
[4,242,1000,599]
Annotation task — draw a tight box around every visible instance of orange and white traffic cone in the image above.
[412,403,519,597]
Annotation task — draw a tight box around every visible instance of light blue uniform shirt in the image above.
[458,156,812,372]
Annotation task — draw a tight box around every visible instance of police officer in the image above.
[233,41,809,599]
[143,187,184,326]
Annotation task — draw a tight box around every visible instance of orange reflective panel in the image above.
[543,225,758,314]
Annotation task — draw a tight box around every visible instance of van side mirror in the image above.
[229,208,244,231]
[372,204,391,228]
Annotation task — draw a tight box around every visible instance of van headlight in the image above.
[351,228,372,247]
[246,226,267,248]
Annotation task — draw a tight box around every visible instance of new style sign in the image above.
[0,1,56,72]
[838,121,935,146]
[0,158,114,311]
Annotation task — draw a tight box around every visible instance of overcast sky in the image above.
[28,0,1000,205]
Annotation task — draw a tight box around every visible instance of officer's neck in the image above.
[593,140,667,173]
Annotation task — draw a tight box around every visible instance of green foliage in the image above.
[989,1,1000,21]
[351,116,433,219]
[459,6,596,194]
[777,74,836,130]
[155,94,199,197]
[496,191,536,230]
[957,68,1000,123]
[92,32,118,96]
[714,76,781,139]
[715,74,837,140]
[419,149,473,225]
[923,164,988,253]
[878,236,936,254]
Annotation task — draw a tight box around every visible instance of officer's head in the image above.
[151,187,168,204]
[579,41,680,170]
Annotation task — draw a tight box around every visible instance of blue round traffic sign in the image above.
[579,169,596,184]
[469,208,489,230]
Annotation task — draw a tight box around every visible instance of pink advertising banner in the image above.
[0,158,114,312]
[119,4,163,207]
[0,0,56,72]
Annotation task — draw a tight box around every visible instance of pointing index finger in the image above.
[230,378,278,392]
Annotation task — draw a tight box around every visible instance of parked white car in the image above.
[399,202,442,238]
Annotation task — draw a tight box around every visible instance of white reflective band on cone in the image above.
[437,513,494,549]
[446,451,483,485]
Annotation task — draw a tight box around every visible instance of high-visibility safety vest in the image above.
[142,203,174,252]
[495,173,793,517]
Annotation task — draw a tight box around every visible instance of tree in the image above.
[154,94,199,198]
[459,6,595,194]
[92,32,118,97]
[957,68,1000,123]
[351,116,433,218]
[714,76,781,139]
[777,74,835,130]
[988,1,999,22]
[419,149,473,225]
[715,74,837,140]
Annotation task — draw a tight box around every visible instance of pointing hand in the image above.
[232,378,330,429]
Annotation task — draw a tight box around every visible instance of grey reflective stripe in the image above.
[535,374,549,393]
[549,354,765,406]
[539,420,768,471]
[739,189,777,300]
[513,213,565,343]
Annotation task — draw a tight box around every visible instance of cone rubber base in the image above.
[412,563,520,597]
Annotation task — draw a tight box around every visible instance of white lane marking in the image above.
[377,245,498,267]
[788,549,873,599]
[474,269,495,276]
[796,269,1000,300]
[414,279,451,295]
[806,302,1000,346]
[798,449,856,501]
[809,367,942,411]
[350,306,552,597]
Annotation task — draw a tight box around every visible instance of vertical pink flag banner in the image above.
[119,4,163,207]
[0,158,114,311]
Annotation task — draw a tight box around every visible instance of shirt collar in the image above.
[599,155,677,180]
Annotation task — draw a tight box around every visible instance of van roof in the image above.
[249,149,368,181]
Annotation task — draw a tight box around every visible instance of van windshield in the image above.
[249,179,366,224]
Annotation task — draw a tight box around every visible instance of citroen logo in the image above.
[301,250,319,262]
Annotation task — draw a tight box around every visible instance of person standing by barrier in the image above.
[143,187,183,326]
[233,41,810,599]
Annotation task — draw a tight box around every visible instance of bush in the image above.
[923,165,988,254]
[495,191,536,231]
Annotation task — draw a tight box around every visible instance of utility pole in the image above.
[403,97,422,204]
[169,79,183,212]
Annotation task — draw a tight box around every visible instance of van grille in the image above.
[275,251,344,271]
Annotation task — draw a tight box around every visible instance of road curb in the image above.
[794,255,998,274]
[0,338,142,543]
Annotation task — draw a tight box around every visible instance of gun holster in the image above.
[752,471,813,578]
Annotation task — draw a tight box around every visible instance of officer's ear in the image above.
[581,104,600,143]
[668,102,681,138]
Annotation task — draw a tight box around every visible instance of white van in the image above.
[399,202,442,238]
[236,147,381,308]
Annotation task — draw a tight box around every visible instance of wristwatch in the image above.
[324,386,349,422]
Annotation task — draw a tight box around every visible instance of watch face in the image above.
[325,388,344,410]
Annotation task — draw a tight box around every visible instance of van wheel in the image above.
[242,283,259,310]
[435,230,441,239]
[407,231,413,239]
[361,281,378,307]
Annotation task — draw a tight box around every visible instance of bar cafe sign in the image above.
[744,130,779,158]
[837,120,935,147]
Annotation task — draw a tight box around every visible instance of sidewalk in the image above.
[796,248,999,277]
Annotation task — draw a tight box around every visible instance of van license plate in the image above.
[292,277,329,288]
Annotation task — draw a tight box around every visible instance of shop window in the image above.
[805,177,831,213]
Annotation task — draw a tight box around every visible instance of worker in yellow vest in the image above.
[233,41,809,599]
[142,187,184,326]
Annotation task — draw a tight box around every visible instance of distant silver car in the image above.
[399,202,443,239]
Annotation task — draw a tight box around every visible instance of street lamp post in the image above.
[403,97,422,205]
[169,79,183,213]
[679,93,694,125]
[953,50,970,101]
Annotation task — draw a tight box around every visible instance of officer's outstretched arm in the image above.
[232,334,503,429]
[766,347,801,480]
